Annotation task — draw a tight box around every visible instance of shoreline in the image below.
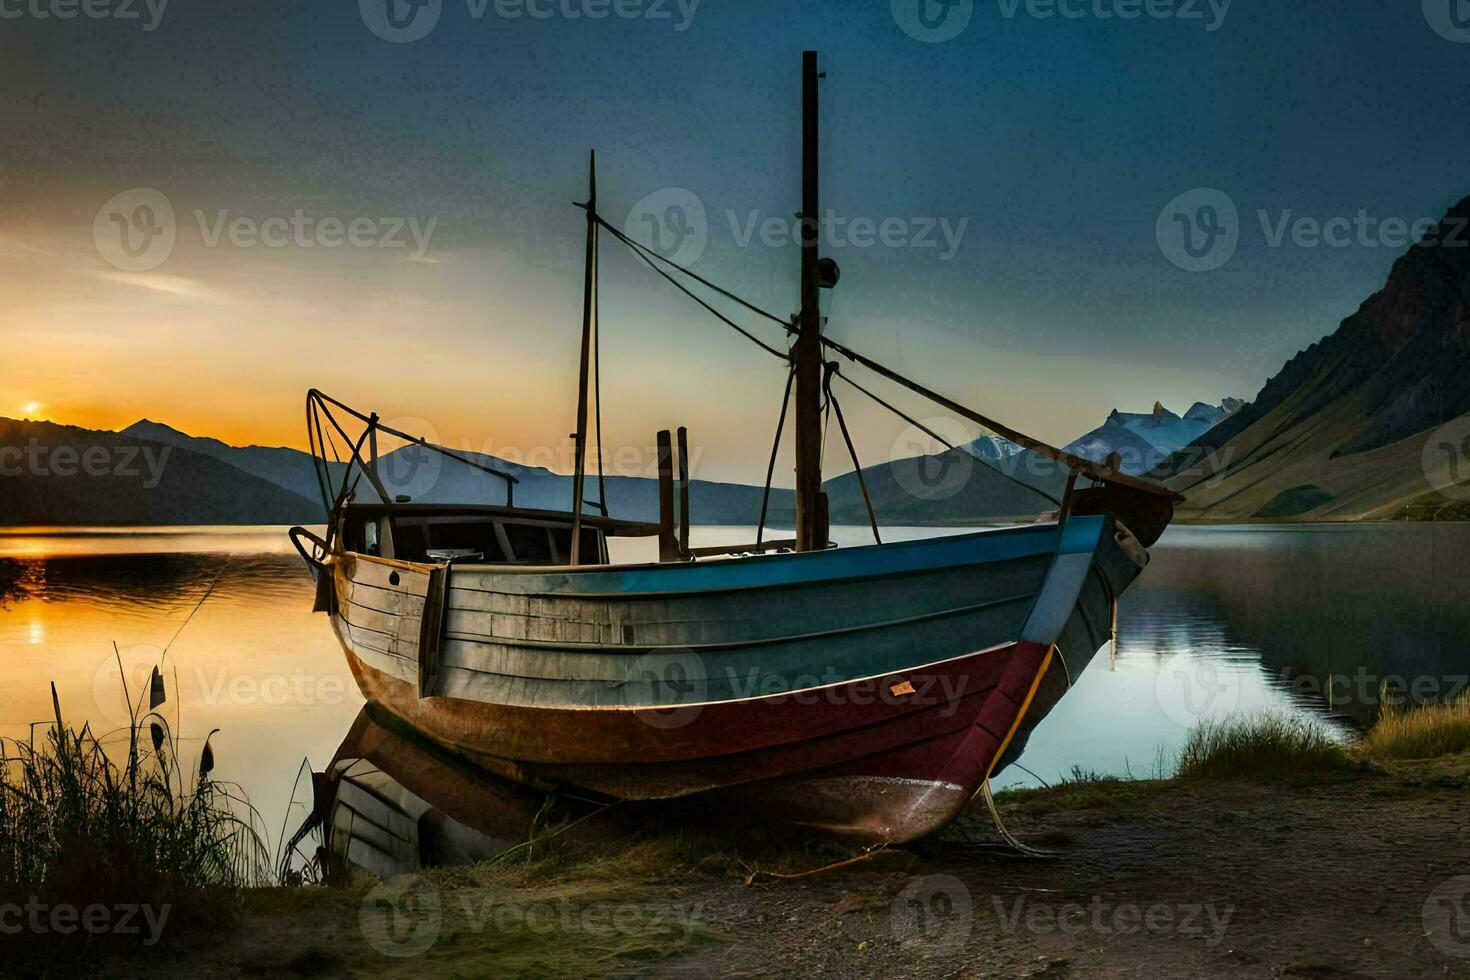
[79,753,1470,979]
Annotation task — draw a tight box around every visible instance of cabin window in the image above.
[503,523,554,563]
[363,521,379,556]
[548,526,604,564]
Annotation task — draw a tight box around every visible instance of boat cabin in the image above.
[335,501,659,566]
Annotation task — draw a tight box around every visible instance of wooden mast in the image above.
[794,50,827,552]
[570,150,597,564]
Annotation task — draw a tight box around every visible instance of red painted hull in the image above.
[342,634,1058,843]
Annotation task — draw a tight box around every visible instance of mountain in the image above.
[0,418,321,525]
[823,447,1070,525]
[1155,196,1470,521]
[123,419,330,504]
[1063,400,1240,475]
[963,434,1023,462]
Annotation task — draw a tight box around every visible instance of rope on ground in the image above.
[740,843,892,886]
[979,780,1057,858]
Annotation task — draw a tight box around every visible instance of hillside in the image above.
[1156,196,1470,520]
[0,418,321,525]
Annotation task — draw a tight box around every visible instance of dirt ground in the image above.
[63,756,1470,979]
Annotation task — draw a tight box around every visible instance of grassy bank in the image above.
[0,679,268,971]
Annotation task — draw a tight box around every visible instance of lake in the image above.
[2,522,1467,850]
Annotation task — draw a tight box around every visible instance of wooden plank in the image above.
[339,598,422,642]
[339,579,429,618]
[419,565,448,697]
[349,556,433,598]
[685,538,797,558]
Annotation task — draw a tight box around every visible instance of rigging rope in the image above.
[614,233,790,360]
[596,216,794,331]
[824,365,881,544]
[830,367,1063,507]
[756,362,796,548]
[821,336,1177,499]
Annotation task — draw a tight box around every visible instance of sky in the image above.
[4,0,1470,485]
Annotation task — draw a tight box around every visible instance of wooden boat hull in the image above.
[329,516,1147,843]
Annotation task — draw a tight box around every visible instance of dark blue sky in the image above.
[5,0,1469,477]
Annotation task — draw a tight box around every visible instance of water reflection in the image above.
[297,706,601,879]
[1125,524,1470,725]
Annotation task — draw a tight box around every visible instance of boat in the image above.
[290,52,1180,845]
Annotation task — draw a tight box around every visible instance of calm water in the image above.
[2,522,1467,843]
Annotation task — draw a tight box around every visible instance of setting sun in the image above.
[22,401,41,416]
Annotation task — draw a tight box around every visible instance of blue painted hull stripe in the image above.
[519,517,1105,596]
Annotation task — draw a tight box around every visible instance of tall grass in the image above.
[0,667,270,956]
[1359,692,1470,761]
[1174,713,1354,780]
